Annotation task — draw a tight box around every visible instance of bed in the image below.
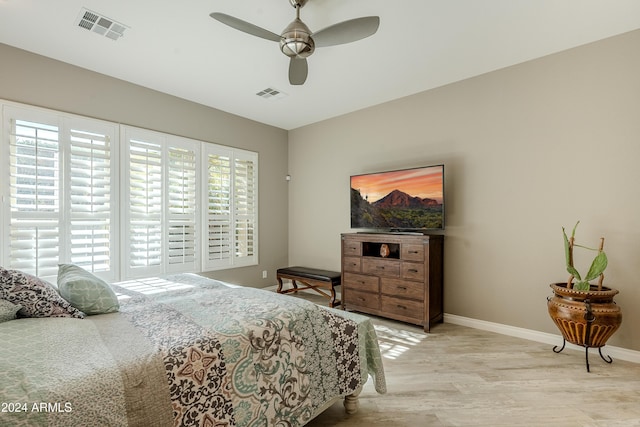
[0,270,386,427]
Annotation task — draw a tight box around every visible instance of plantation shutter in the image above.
[205,150,232,268]
[203,146,257,270]
[167,144,198,271]
[122,128,201,277]
[233,153,257,263]
[4,108,118,281]
[68,124,115,275]
[7,117,61,278]
[125,133,164,277]
[2,102,258,280]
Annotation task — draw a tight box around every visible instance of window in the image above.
[3,106,118,282]
[203,145,258,270]
[121,127,200,278]
[1,101,258,281]
[67,122,116,275]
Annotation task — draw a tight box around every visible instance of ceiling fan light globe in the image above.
[280,18,315,58]
[280,37,315,58]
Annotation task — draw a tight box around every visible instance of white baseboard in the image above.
[444,313,640,364]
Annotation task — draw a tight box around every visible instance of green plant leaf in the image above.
[571,221,580,239]
[563,227,571,266]
[563,224,581,280]
[574,281,591,291]
[566,265,581,281]
[584,251,608,282]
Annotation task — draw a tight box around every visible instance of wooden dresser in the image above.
[341,233,444,332]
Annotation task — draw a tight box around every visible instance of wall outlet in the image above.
[262,270,267,279]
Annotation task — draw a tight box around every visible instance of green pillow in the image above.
[57,264,119,315]
[0,299,22,323]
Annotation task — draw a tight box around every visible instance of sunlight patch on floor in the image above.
[374,324,429,360]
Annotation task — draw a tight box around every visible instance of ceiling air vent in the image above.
[256,87,288,100]
[76,8,128,41]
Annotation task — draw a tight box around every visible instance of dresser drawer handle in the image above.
[398,286,407,291]
[409,250,420,254]
[376,266,385,270]
[397,304,407,310]
[408,269,418,273]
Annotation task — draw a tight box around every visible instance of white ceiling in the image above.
[1,0,640,130]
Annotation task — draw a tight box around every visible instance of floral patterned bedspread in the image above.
[0,274,385,427]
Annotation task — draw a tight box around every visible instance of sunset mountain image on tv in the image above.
[350,165,444,230]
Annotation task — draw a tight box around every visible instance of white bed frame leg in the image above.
[343,386,362,414]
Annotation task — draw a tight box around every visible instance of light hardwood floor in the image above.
[284,291,640,426]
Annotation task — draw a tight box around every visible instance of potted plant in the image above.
[547,221,622,372]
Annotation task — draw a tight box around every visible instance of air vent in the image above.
[76,8,128,41]
[256,87,288,100]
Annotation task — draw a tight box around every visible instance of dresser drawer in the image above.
[346,289,380,311]
[343,241,362,256]
[343,256,361,273]
[381,278,424,300]
[362,258,400,278]
[381,295,424,322]
[343,272,379,293]
[402,262,424,281]
[402,244,424,261]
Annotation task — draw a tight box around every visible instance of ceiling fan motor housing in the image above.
[280,18,315,58]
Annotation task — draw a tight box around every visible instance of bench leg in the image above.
[277,275,341,308]
[329,286,341,308]
[277,276,300,294]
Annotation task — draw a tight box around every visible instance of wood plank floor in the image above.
[282,290,640,426]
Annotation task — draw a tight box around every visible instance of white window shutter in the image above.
[166,144,198,272]
[203,146,257,270]
[204,151,232,269]
[2,102,258,280]
[124,133,164,277]
[67,124,116,277]
[7,117,61,278]
[233,153,257,265]
[4,109,118,281]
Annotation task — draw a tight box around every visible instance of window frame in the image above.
[202,142,259,271]
[1,104,120,283]
[0,100,258,281]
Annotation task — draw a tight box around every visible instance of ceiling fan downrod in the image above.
[289,0,309,8]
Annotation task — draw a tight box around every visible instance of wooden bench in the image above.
[276,266,342,308]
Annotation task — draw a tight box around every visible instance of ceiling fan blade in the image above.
[289,57,308,85]
[210,12,281,42]
[312,16,380,48]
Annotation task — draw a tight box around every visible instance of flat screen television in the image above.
[350,164,444,231]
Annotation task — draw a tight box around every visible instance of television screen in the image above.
[350,164,444,231]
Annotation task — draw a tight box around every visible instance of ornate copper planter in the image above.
[547,282,622,371]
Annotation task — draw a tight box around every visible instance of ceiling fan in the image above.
[210,0,380,85]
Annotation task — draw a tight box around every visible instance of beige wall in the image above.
[0,43,289,287]
[3,29,639,351]
[288,30,640,351]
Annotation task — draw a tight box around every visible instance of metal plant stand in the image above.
[551,299,613,372]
